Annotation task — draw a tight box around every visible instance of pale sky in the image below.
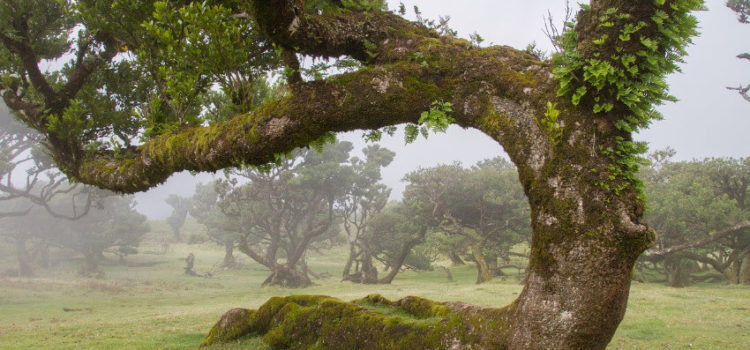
[123,0,748,218]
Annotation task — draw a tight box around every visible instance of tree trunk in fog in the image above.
[262,265,312,288]
[377,227,426,284]
[36,243,50,269]
[448,250,465,266]
[79,253,101,277]
[15,237,33,277]
[472,244,492,284]
[740,249,750,285]
[222,241,236,268]
[342,245,357,279]
[665,257,692,287]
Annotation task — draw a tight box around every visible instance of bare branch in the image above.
[650,220,750,256]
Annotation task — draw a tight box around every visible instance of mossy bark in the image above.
[472,244,492,284]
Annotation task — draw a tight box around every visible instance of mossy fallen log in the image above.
[201,294,513,349]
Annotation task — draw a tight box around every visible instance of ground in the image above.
[0,220,748,349]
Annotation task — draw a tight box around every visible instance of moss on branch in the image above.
[69,32,552,194]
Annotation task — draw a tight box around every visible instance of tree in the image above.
[165,194,190,241]
[0,1,705,348]
[3,189,148,276]
[339,144,395,283]
[639,154,746,285]
[639,153,750,285]
[214,141,353,287]
[423,159,530,284]
[189,182,242,267]
[1,103,93,276]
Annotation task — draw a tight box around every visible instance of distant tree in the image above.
[1,104,93,276]
[165,194,191,242]
[339,144,394,283]
[639,152,750,286]
[215,142,354,287]
[53,193,149,276]
[3,190,148,277]
[403,159,531,284]
[189,182,242,268]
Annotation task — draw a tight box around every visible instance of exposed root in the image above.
[201,294,514,349]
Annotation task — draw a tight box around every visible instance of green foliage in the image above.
[536,102,563,144]
[399,158,530,281]
[552,0,704,195]
[204,141,356,284]
[305,0,387,14]
[404,100,455,144]
[639,152,750,283]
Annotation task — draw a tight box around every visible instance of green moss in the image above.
[200,308,256,347]
[201,294,513,349]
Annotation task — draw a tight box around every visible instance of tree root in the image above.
[200,294,513,349]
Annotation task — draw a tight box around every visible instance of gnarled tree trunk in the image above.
[740,249,750,285]
[262,264,312,288]
[15,237,33,277]
[472,244,492,284]
[222,240,236,268]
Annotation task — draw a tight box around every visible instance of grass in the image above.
[0,220,748,349]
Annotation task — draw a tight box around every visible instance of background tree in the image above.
[165,194,191,242]
[189,182,242,267]
[444,159,530,283]
[639,151,750,286]
[1,104,93,276]
[339,144,395,283]
[3,190,148,277]
[0,0,706,348]
[214,141,353,287]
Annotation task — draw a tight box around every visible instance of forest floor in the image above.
[0,221,748,349]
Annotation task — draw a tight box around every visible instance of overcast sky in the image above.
[124,0,747,218]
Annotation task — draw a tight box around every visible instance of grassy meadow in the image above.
[0,220,748,349]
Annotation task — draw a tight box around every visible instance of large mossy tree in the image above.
[0,0,705,348]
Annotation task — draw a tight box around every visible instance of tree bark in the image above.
[740,249,750,285]
[378,227,427,284]
[79,252,102,278]
[222,241,236,268]
[472,244,492,284]
[448,250,465,266]
[262,265,312,288]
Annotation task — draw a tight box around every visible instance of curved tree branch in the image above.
[648,220,750,257]
[70,39,552,193]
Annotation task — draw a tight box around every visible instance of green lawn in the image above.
[0,223,748,349]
